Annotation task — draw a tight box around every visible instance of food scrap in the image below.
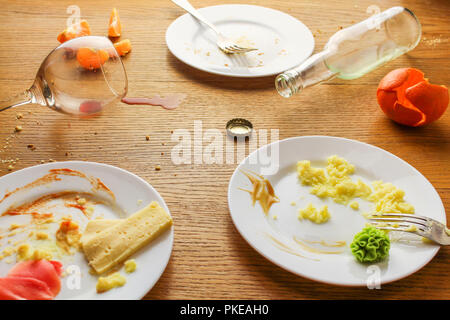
[55,219,82,254]
[296,156,414,217]
[297,203,330,224]
[0,259,62,300]
[57,19,91,43]
[81,201,172,274]
[108,8,122,38]
[377,68,448,126]
[96,272,126,293]
[366,181,414,216]
[297,155,372,205]
[124,259,137,273]
[114,39,132,57]
[76,47,109,70]
[350,226,390,263]
[239,170,279,215]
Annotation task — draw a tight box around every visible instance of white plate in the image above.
[166,4,314,77]
[228,136,445,286]
[0,161,173,299]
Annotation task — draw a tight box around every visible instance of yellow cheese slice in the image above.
[81,201,172,274]
[81,219,119,244]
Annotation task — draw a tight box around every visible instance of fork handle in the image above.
[171,0,220,35]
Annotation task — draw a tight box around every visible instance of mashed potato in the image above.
[297,155,414,216]
[96,272,127,293]
[297,156,372,205]
[298,203,330,224]
[367,181,414,216]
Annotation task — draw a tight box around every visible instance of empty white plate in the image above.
[228,136,445,286]
[166,4,314,77]
[0,161,173,299]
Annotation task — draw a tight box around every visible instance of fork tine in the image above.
[368,217,429,229]
[223,46,244,54]
[370,221,427,232]
[231,44,257,52]
[372,213,429,221]
[223,45,256,54]
[372,226,425,234]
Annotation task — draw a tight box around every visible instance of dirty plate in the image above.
[0,161,173,299]
[228,136,445,286]
[166,4,314,77]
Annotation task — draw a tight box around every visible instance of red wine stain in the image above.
[121,94,186,110]
[79,100,102,114]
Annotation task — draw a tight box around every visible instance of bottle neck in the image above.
[275,49,337,97]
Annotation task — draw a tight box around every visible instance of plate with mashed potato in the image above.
[0,161,173,299]
[228,136,445,286]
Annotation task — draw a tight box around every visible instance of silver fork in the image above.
[369,213,450,245]
[171,0,257,54]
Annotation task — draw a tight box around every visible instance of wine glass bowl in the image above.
[1,36,128,116]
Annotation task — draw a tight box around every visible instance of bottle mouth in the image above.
[275,73,301,98]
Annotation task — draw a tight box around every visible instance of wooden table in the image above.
[0,0,449,299]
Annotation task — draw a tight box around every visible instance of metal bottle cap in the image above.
[226,118,253,137]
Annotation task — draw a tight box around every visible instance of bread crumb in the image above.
[155,165,161,171]
[14,125,22,132]
[36,232,49,240]
[145,135,150,141]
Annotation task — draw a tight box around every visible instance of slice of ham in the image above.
[7,260,62,297]
[0,276,54,300]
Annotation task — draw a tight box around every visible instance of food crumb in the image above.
[124,259,137,273]
[14,125,22,132]
[155,165,161,171]
[349,201,359,210]
[145,135,150,141]
[76,198,87,205]
[27,144,36,151]
[7,165,14,171]
[36,232,49,240]
[16,113,23,119]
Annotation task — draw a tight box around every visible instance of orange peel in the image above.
[76,47,109,70]
[57,20,91,43]
[377,68,448,126]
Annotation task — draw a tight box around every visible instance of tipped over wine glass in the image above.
[0,36,128,116]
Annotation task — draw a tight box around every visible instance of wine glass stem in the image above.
[0,89,33,112]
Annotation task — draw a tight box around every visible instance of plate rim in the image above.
[227,135,444,287]
[165,4,315,78]
[0,160,174,299]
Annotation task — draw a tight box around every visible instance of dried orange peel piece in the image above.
[76,47,109,70]
[377,68,449,126]
[114,39,132,56]
[108,8,122,37]
[57,20,91,43]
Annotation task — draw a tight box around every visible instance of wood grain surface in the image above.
[0,0,449,299]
